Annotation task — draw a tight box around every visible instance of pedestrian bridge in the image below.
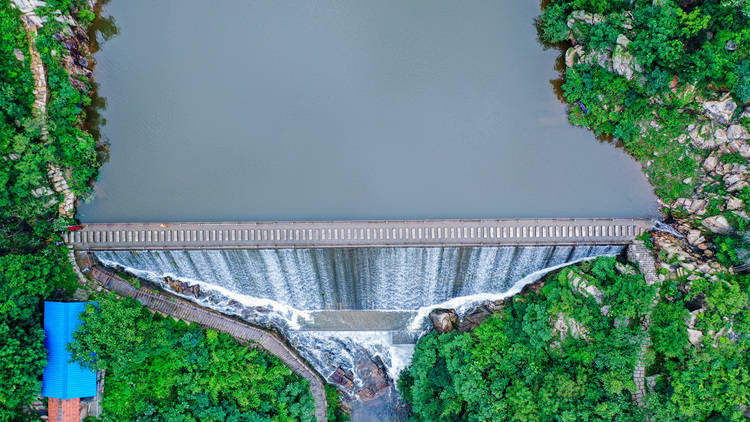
[65,218,653,250]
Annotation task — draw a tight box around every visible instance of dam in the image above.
[64,218,652,249]
[68,217,651,415]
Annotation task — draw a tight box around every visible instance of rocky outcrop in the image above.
[612,35,641,80]
[703,97,737,125]
[164,276,201,298]
[567,270,604,304]
[11,0,97,218]
[552,312,590,341]
[702,215,733,235]
[428,309,458,334]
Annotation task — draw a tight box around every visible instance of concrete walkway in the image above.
[84,261,328,421]
[65,218,653,250]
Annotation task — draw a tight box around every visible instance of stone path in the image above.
[627,240,659,407]
[65,218,653,250]
[85,261,328,421]
[14,1,76,217]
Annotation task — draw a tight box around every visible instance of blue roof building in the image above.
[42,301,97,400]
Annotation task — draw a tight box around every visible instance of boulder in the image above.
[613,44,638,80]
[457,307,492,332]
[703,97,737,125]
[567,10,605,27]
[702,215,733,234]
[565,45,584,67]
[673,198,707,215]
[687,328,703,347]
[689,125,721,150]
[727,197,744,211]
[727,180,748,192]
[687,230,705,246]
[330,368,355,391]
[702,154,718,171]
[616,34,631,47]
[429,309,458,334]
[725,40,738,51]
[569,273,604,304]
[553,313,590,341]
[581,49,613,71]
[727,124,750,141]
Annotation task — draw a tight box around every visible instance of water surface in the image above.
[78,0,657,222]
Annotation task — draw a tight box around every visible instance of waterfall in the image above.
[94,245,623,407]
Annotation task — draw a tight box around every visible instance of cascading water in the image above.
[94,245,623,415]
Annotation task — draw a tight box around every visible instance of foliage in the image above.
[401,257,750,421]
[648,273,750,421]
[539,0,750,217]
[399,257,652,421]
[325,385,350,422]
[0,249,77,421]
[70,294,316,421]
[0,1,91,417]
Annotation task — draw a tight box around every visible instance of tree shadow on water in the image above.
[533,1,619,147]
[84,0,119,165]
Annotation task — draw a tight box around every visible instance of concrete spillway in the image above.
[81,219,649,411]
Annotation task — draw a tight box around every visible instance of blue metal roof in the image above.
[42,301,97,399]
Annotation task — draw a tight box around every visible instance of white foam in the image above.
[407,253,618,330]
[96,256,312,329]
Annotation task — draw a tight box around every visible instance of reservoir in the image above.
[78,0,658,223]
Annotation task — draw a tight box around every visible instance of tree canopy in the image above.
[399,257,750,421]
[70,294,317,422]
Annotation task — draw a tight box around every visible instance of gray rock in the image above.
[702,154,718,171]
[687,328,703,347]
[725,40,738,51]
[727,197,744,210]
[429,309,458,334]
[714,128,729,145]
[690,125,721,150]
[703,97,737,125]
[613,44,637,80]
[702,215,733,234]
[567,10,606,28]
[727,180,748,192]
[727,124,750,141]
[616,34,631,47]
[687,230,704,246]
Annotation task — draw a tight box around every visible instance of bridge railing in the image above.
[64,218,653,250]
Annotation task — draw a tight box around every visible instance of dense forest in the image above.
[399,256,749,421]
[69,294,316,421]
[0,0,93,419]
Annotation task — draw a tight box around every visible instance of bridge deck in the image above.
[65,218,652,250]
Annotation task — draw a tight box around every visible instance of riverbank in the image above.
[539,1,749,266]
[0,0,101,418]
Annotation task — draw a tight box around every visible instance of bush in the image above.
[70,294,316,421]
